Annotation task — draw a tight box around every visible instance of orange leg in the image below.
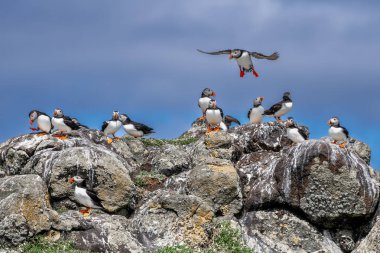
[276,117,284,123]
[339,143,346,149]
[107,138,113,144]
[79,207,92,217]
[37,132,47,137]
[197,115,206,121]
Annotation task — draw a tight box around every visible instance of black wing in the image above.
[225,115,241,126]
[197,49,232,55]
[297,126,309,140]
[63,116,80,130]
[217,107,224,119]
[341,126,350,138]
[101,121,109,132]
[133,121,155,135]
[249,52,279,60]
[247,108,252,119]
[85,189,102,205]
[264,102,282,115]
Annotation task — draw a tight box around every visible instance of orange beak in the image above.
[53,112,57,116]
[212,92,216,96]
[327,120,331,126]
[229,54,233,59]
[260,96,264,102]
[68,177,75,184]
[29,120,33,125]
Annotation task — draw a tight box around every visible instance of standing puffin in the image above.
[29,110,53,136]
[52,108,80,140]
[197,49,279,78]
[198,88,216,121]
[68,176,103,216]
[220,115,241,131]
[119,114,155,138]
[101,111,122,144]
[205,99,223,132]
[328,117,349,148]
[285,117,308,144]
[248,96,265,124]
[264,92,292,123]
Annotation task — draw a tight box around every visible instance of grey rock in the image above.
[241,210,343,253]
[0,175,58,246]
[353,214,380,253]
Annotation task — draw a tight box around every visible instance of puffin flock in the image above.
[27,48,350,216]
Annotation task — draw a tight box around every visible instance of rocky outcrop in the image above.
[0,122,379,253]
[0,175,58,246]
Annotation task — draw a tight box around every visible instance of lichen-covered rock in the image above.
[129,190,214,249]
[0,175,58,246]
[63,213,144,253]
[241,210,343,253]
[353,214,380,253]
[239,139,379,228]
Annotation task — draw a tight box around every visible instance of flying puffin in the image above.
[220,115,241,131]
[52,108,80,140]
[264,92,292,123]
[119,114,155,138]
[101,111,122,144]
[248,96,265,124]
[28,110,53,136]
[285,117,308,144]
[198,88,216,121]
[68,176,103,216]
[205,99,223,132]
[197,49,279,78]
[72,118,89,129]
[328,117,349,148]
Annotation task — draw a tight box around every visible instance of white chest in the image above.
[236,52,253,69]
[329,127,347,141]
[287,128,305,143]
[37,115,52,133]
[104,120,122,135]
[74,186,95,208]
[52,117,72,133]
[206,109,222,125]
[249,106,264,123]
[275,102,293,117]
[199,97,211,113]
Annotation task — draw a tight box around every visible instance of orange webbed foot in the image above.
[58,135,68,140]
[114,137,120,140]
[197,115,206,121]
[339,143,346,149]
[37,132,47,137]
[107,138,113,144]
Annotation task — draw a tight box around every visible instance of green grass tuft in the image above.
[134,170,166,188]
[20,235,87,253]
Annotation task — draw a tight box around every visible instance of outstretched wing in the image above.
[250,52,279,60]
[225,115,241,126]
[197,49,232,55]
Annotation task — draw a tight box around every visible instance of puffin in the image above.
[263,92,292,123]
[205,99,223,132]
[197,49,279,78]
[220,115,241,131]
[68,176,103,216]
[101,111,122,144]
[285,117,308,144]
[51,108,80,140]
[119,114,155,138]
[28,110,53,136]
[328,117,349,148]
[248,96,265,124]
[198,88,216,121]
[72,118,89,129]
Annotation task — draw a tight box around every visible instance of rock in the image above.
[129,190,214,249]
[0,175,58,246]
[180,119,206,139]
[241,210,343,253]
[63,213,144,253]
[187,163,243,215]
[52,210,92,231]
[351,140,371,165]
[239,139,379,228]
[353,214,380,253]
[0,131,136,213]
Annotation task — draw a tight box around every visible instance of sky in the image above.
[0,1,379,168]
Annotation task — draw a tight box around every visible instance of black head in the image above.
[229,49,243,59]
[119,114,130,124]
[201,88,216,97]
[328,116,340,127]
[29,110,38,124]
[283,92,291,101]
[53,108,64,118]
[208,99,217,109]
[254,96,264,107]
[68,175,85,188]
[285,117,295,128]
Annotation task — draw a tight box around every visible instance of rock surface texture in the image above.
[0,122,379,253]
